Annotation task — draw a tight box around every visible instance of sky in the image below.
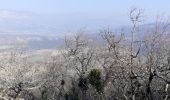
[0,0,169,35]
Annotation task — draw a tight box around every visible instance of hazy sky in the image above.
[0,0,169,14]
[0,0,169,34]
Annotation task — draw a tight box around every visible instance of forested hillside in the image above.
[0,8,169,100]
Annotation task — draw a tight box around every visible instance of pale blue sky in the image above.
[0,0,169,34]
[0,0,169,15]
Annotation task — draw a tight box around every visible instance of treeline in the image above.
[0,8,170,100]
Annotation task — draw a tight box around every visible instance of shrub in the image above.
[88,69,104,93]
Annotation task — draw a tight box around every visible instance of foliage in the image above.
[78,76,88,91]
[88,69,104,93]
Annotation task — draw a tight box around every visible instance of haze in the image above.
[0,0,169,35]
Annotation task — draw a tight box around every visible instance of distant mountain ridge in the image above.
[0,23,169,51]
